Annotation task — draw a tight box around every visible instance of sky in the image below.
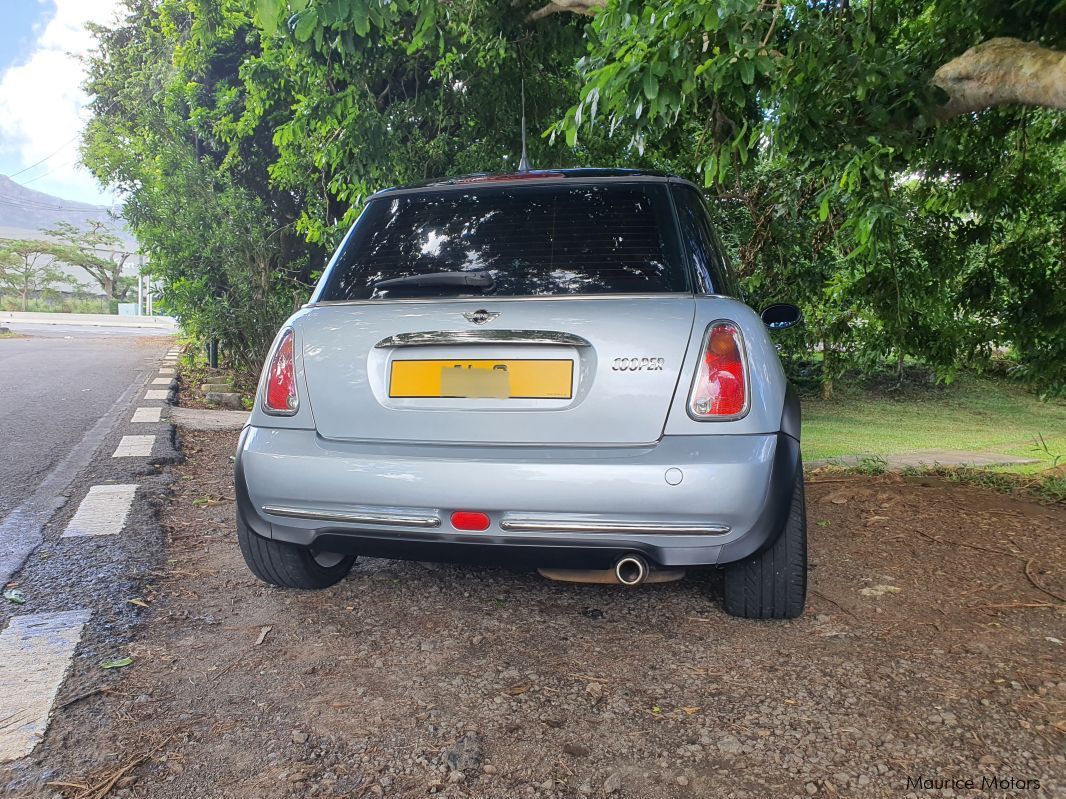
[0,0,124,206]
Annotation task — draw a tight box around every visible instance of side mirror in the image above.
[761,303,803,330]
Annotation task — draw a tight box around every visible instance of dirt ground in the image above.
[15,430,1066,799]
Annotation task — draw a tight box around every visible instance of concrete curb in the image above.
[807,450,1040,471]
[140,364,182,468]
[1,311,178,330]
[169,406,249,432]
[150,421,185,468]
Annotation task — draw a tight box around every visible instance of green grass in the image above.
[0,296,114,314]
[803,374,1066,474]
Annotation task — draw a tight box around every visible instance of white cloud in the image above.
[0,0,124,204]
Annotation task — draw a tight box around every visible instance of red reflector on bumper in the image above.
[451,511,491,531]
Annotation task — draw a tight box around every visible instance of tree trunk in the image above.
[103,275,114,300]
[821,341,835,400]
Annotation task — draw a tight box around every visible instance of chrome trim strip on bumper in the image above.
[261,505,729,536]
[261,505,442,528]
[375,330,591,348]
[498,518,731,535]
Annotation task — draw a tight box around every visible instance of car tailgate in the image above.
[299,296,696,445]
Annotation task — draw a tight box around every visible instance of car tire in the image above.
[722,470,807,619]
[237,511,355,589]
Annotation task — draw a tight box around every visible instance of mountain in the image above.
[0,175,135,248]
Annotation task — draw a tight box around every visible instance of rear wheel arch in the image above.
[781,382,801,441]
[722,466,807,619]
[236,505,355,589]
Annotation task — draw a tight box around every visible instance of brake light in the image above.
[263,329,298,414]
[689,322,746,418]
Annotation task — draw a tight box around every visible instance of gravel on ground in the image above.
[11,430,1066,799]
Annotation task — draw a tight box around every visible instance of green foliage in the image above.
[82,0,621,373]
[81,0,1066,392]
[82,0,315,374]
[556,0,1066,394]
[243,0,613,245]
[854,455,888,476]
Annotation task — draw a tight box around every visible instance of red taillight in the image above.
[263,329,298,414]
[451,511,491,531]
[689,322,747,418]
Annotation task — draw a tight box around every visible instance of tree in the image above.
[43,220,134,301]
[537,0,1065,393]
[242,0,606,245]
[82,0,318,374]
[520,1,1066,117]
[0,240,66,311]
[84,0,1065,393]
[82,0,606,373]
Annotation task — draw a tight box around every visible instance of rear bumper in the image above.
[235,427,801,569]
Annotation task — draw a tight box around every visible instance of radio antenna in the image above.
[518,79,531,173]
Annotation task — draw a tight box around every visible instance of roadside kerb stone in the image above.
[201,382,235,393]
[807,449,1040,471]
[205,392,243,411]
[170,406,249,431]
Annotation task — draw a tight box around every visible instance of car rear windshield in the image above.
[317,182,688,300]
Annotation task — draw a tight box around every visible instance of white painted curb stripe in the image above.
[131,407,162,423]
[158,368,175,375]
[112,435,154,458]
[150,377,171,385]
[0,610,91,762]
[63,485,138,537]
[144,390,169,400]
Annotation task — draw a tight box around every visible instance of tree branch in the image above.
[932,37,1066,119]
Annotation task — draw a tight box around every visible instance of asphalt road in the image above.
[0,326,174,590]
[0,326,170,518]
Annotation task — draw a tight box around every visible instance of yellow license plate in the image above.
[389,359,573,399]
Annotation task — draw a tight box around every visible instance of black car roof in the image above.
[370,168,684,199]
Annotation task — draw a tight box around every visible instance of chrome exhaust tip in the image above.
[614,555,648,587]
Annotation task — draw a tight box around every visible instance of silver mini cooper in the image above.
[236,169,806,619]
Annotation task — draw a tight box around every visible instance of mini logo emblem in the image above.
[463,309,499,325]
